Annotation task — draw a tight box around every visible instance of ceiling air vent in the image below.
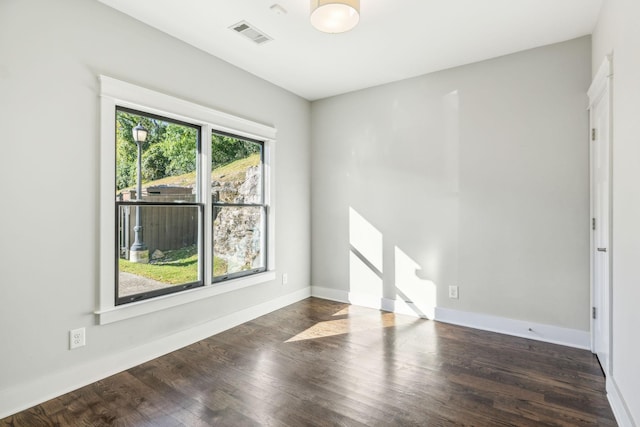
[230,21,272,45]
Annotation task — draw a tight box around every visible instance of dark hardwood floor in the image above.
[2,298,616,426]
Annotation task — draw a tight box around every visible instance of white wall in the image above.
[593,0,640,424]
[0,0,310,417]
[311,37,592,331]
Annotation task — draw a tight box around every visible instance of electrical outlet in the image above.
[282,273,288,285]
[448,285,459,299]
[70,327,86,350]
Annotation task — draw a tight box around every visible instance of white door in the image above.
[589,57,612,375]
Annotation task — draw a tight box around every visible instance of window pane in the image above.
[211,133,262,204]
[116,109,198,202]
[117,204,201,301]
[213,206,265,279]
[115,108,202,304]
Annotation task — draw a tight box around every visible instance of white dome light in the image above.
[310,0,360,34]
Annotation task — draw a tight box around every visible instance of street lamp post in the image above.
[129,123,149,263]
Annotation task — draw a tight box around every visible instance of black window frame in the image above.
[211,130,268,283]
[114,107,205,305]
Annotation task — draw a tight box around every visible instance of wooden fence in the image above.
[118,186,198,259]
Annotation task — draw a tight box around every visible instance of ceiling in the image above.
[98,0,603,101]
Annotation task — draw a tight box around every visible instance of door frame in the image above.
[588,55,613,374]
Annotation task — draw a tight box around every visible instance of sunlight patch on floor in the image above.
[285,311,415,343]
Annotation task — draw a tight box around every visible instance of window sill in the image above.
[95,271,276,325]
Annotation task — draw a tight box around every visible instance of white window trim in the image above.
[97,76,276,325]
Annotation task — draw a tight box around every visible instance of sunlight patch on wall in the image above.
[349,207,383,299]
[349,207,383,272]
[349,251,383,297]
[394,246,436,319]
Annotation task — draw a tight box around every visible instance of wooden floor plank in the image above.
[1,298,617,426]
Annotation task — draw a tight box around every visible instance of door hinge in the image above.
[592,128,597,141]
[592,218,596,230]
[592,307,597,319]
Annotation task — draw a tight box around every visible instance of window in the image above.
[115,108,204,305]
[212,132,267,282]
[98,76,276,323]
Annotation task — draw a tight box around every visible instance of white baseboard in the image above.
[311,285,354,305]
[311,286,410,315]
[0,287,311,420]
[311,286,589,349]
[607,376,637,427]
[434,307,590,350]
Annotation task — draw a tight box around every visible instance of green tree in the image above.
[211,134,261,169]
[163,124,197,176]
[116,111,169,190]
[142,144,168,181]
[115,111,256,192]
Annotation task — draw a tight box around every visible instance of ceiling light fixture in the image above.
[310,0,360,34]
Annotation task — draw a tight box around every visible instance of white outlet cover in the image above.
[449,286,459,299]
[70,327,86,349]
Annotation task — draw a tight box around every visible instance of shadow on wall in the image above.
[348,207,437,319]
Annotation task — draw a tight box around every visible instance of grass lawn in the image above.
[212,153,260,183]
[119,245,228,284]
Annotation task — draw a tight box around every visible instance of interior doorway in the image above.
[588,56,612,375]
